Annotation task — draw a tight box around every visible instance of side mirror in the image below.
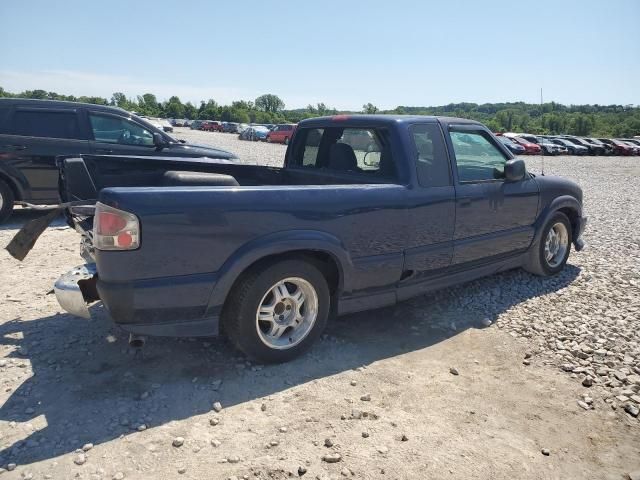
[504,158,526,182]
[153,132,166,149]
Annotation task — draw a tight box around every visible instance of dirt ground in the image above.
[0,145,639,479]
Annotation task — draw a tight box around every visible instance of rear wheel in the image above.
[0,179,15,225]
[524,212,572,276]
[222,259,330,363]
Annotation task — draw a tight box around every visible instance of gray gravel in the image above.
[172,127,286,166]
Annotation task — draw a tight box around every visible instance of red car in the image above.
[511,136,542,154]
[266,124,297,144]
[200,121,223,132]
[599,139,634,156]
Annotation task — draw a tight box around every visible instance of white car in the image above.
[141,117,173,133]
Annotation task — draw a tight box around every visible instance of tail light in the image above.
[93,202,140,251]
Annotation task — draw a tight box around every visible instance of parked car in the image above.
[172,119,187,127]
[583,138,614,155]
[559,136,602,155]
[201,120,223,132]
[0,98,236,223]
[239,125,270,141]
[598,138,634,156]
[496,135,526,154]
[549,138,588,155]
[618,139,640,155]
[158,118,174,133]
[267,124,297,144]
[190,120,205,130]
[529,136,565,155]
[510,136,542,154]
[26,115,587,363]
[222,122,240,133]
[237,123,249,134]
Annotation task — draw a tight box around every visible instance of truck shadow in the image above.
[0,265,580,466]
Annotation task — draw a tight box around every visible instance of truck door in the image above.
[447,125,539,265]
[398,122,456,300]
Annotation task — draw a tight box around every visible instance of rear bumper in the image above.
[96,272,220,337]
[54,265,220,336]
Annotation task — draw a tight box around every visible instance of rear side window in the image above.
[409,123,451,187]
[10,109,81,139]
[292,127,396,179]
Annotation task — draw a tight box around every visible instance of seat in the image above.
[162,171,239,187]
[328,143,358,172]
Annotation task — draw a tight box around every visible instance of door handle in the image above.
[459,198,472,207]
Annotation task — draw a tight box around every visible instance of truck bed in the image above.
[62,155,392,203]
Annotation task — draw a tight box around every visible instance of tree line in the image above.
[1,86,638,137]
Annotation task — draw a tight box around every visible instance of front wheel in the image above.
[0,179,15,224]
[524,212,572,276]
[222,259,330,363]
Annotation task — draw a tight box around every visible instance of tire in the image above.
[284,137,289,145]
[524,211,572,276]
[0,179,15,225]
[222,258,330,363]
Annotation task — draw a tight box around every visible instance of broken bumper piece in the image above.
[54,264,98,319]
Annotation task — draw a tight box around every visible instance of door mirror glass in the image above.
[504,158,526,182]
[363,151,381,168]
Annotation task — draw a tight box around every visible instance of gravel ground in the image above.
[173,127,288,167]
[0,136,639,479]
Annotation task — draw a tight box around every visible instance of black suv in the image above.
[0,99,236,223]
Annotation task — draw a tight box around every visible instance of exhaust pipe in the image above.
[128,334,146,349]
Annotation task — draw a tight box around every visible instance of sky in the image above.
[1,0,638,110]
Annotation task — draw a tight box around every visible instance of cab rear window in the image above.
[291,127,396,179]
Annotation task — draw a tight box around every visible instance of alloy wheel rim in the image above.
[256,277,319,350]
[544,222,569,268]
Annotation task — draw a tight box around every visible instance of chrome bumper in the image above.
[54,264,98,319]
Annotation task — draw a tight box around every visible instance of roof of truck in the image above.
[299,114,483,128]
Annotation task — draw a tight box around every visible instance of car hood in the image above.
[166,142,237,160]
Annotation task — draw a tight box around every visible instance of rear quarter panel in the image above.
[96,184,409,298]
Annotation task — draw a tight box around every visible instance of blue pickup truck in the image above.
[46,115,586,363]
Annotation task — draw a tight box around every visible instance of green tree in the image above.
[362,103,379,114]
[198,99,219,119]
[165,96,185,118]
[183,102,198,120]
[255,94,284,113]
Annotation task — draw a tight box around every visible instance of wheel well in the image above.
[238,250,341,295]
[558,207,578,238]
[0,172,21,201]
